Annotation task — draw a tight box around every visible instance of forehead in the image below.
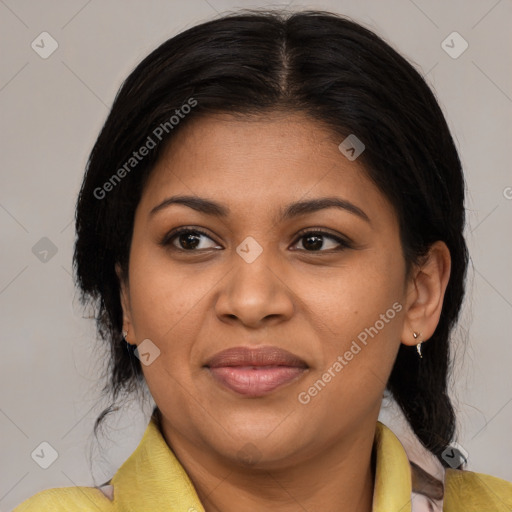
[137,112,394,225]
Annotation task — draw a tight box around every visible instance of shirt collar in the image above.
[373,420,413,512]
[110,418,413,511]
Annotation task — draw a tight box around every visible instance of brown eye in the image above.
[160,228,221,251]
[292,230,352,252]
[176,231,202,250]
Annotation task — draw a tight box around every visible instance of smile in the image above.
[204,346,308,397]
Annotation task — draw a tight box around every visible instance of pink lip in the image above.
[205,346,308,397]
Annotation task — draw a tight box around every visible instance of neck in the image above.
[159,416,377,512]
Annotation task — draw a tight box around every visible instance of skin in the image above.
[117,112,451,512]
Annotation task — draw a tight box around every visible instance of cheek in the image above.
[125,246,213,382]
[125,251,210,413]
[127,237,208,335]
[298,251,405,340]
[296,294,404,431]
[298,249,406,402]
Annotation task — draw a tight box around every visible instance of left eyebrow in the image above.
[149,195,370,224]
[278,197,370,224]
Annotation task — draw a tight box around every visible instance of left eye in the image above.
[291,231,351,252]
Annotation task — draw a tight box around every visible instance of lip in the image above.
[205,346,308,397]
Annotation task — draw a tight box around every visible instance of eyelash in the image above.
[159,227,353,253]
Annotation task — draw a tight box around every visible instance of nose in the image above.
[214,246,295,329]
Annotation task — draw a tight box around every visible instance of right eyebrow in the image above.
[149,195,230,218]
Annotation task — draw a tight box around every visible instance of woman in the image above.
[14,9,512,512]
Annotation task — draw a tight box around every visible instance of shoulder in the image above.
[444,468,512,511]
[12,486,114,511]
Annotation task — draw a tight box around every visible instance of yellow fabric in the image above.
[13,418,512,511]
[444,467,512,511]
[372,419,413,511]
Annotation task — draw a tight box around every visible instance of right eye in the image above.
[159,227,222,252]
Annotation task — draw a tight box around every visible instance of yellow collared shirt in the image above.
[13,419,512,511]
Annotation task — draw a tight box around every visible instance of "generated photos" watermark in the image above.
[298,301,402,404]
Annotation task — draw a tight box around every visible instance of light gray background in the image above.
[1,0,511,509]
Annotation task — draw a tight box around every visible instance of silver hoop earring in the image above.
[122,330,128,340]
[413,331,423,359]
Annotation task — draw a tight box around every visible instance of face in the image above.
[118,112,416,469]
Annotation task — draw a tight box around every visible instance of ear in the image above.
[401,241,451,347]
[115,263,134,343]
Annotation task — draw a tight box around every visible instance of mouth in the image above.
[204,346,308,397]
